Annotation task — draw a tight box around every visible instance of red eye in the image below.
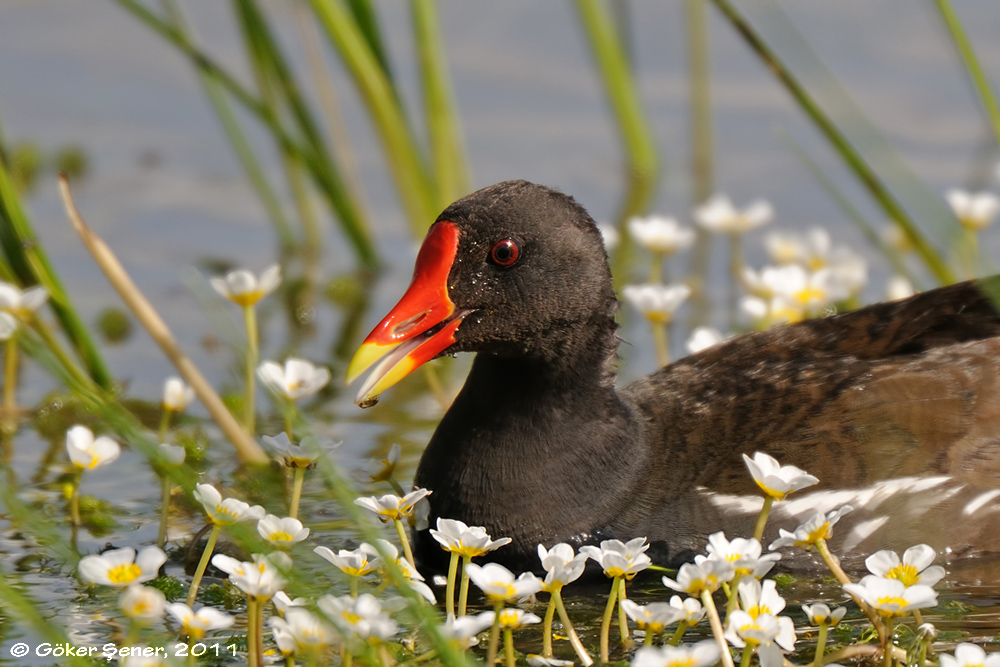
[489,238,520,267]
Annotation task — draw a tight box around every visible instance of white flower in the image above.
[940,643,1000,667]
[79,546,167,588]
[882,223,913,253]
[537,543,588,591]
[273,591,308,615]
[262,432,328,469]
[631,641,721,667]
[886,276,915,301]
[694,195,773,234]
[442,612,496,648]
[764,231,811,265]
[946,189,1000,231]
[801,603,846,627]
[366,443,401,483]
[528,656,575,667]
[622,283,691,324]
[497,607,542,630]
[724,611,795,667]
[354,488,431,522]
[669,595,706,625]
[257,514,310,545]
[119,584,166,623]
[580,537,652,580]
[219,552,289,600]
[686,327,725,354]
[164,603,235,639]
[258,358,331,401]
[842,576,938,617]
[620,599,686,634]
[741,294,805,328]
[864,544,945,588]
[0,281,48,318]
[268,608,335,654]
[662,558,734,595]
[742,452,818,500]
[210,265,281,306]
[318,593,398,641]
[192,483,265,526]
[314,544,379,577]
[628,216,696,255]
[769,506,853,551]
[158,443,186,467]
[597,224,620,251]
[429,517,512,558]
[66,425,121,470]
[0,312,17,341]
[704,532,780,578]
[465,562,543,603]
[162,377,195,412]
[734,577,785,618]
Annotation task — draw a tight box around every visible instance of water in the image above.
[1,0,1000,664]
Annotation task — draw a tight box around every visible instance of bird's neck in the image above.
[415,343,645,564]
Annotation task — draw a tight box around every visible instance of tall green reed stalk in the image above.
[709,0,957,286]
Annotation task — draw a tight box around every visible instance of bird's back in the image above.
[619,278,1000,567]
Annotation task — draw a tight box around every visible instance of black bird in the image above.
[347,180,1000,574]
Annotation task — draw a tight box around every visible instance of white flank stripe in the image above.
[842,516,890,552]
[963,490,1000,516]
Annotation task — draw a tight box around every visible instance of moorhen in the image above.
[347,180,1000,573]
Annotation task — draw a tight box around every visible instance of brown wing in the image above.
[622,277,1000,497]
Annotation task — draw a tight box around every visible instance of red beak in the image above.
[346,221,468,407]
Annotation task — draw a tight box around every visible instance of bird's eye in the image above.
[489,238,520,268]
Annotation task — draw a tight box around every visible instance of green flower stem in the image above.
[246,597,258,667]
[701,588,735,667]
[726,573,744,616]
[69,471,82,527]
[392,517,416,567]
[599,575,620,663]
[618,576,633,648]
[504,628,515,667]
[883,616,894,667]
[963,228,979,279]
[643,627,655,647]
[553,589,593,666]
[542,591,557,657]
[933,0,1000,147]
[813,622,829,667]
[486,602,504,667]
[386,476,406,497]
[350,576,359,598]
[289,467,306,520]
[242,305,258,436]
[157,476,171,549]
[648,254,663,283]
[157,409,172,445]
[2,334,18,432]
[652,321,670,368]
[739,645,753,667]
[445,551,459,620]
[254,597,266,667]
[186,639,196,667]
[753,496,774,541]
[125,620,141,646]
[668,621,688,646]
[458,555,472,617]
[286,654,296,667]
[912,609,924,626]
[815,538,885,643]
[185,523,222,606]
[728,234,743,330]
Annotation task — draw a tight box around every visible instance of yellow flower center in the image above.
[887,564,919,587]
[342,611,362,626]
[806,522,832,543]
[269,531,294,542]
[108,563,142,585]
[215,504,238,521]
[746,604,771,619]
[666,659,696,667]
[231,291,264,307]
[794,287,827,306]
[875,595,908,616]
